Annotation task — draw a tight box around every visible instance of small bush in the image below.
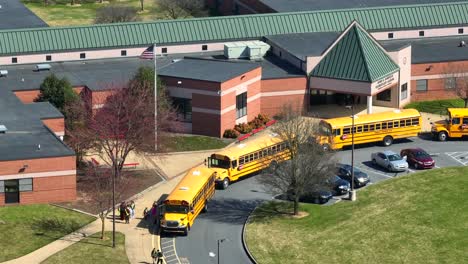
[256,114,270,124]
[223,129,240,138]
[234,123,253,134]
[248,118,264,129]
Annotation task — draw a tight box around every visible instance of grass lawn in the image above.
[43,231,128,264]
[0,204,95,262]
[165,135,231,152]
[246,167,468,264]
[404,98,465,115]
[21,0,205,26]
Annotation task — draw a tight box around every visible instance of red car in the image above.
[400,148,435,169]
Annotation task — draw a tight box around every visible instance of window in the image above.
[411,118,419,125]
[394,121,399,128]
[363,125,369,132]
[46,55,52,61]
[463,118,468,125]
[202,45,208,51]
[80,53,86,59]
[343,128,351,134]
[19,178,33,192]
[377,89,391,102]
[401,83,408,99]
[172,98,192,122]
[452,118,460,125]
[459,28,464,34]
[445,77,456,89]
[12,57,18,63]
[388,33,394,39]
[162,47,167,54]
[400,120,405,127]
[0,181,4,193]
[333,129,341,136]
[382,123,387,129]
[357,126,363,133]
[406,119,411,126]
[375,124,381,130]
[416,79,428,91]
[121,50,127,56]
[419,31,425,37]
[236,92,247,118]
[369,124,375,131]
[388,122,393,129]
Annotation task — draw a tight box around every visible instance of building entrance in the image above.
[4,180,20,204]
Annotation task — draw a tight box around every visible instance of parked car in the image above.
[328,175,351,195]
[336,164,370,187]
[285,189,333,204]
[371,150,409,172]
[400,148,435,169]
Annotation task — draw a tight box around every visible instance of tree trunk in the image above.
[293,196,299,215]
[100,214,106,239]
[140,0,144,11]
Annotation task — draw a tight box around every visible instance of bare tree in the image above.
[158,0,207,19]
[95,5,139,24]
[259,105,336,215]
[84,166,131,240]
[444,63,468,107]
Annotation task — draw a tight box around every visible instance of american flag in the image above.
[140,44,154,59]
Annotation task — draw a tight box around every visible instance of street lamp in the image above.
[345,105,357,201]
[217,238,226,264]
[112,157,123,248]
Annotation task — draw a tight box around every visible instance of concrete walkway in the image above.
[3,149,204,264]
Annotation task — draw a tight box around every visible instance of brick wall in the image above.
[192,112,222,137]
[42,118,65,134]
[260,77,308,117]
[411,61,468,102]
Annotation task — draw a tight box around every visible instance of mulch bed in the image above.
[56,169,162,215]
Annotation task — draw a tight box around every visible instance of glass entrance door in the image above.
[5,180,20,204]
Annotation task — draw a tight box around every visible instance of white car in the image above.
[371,150,409,172]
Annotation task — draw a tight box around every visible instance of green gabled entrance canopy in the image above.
[311,22,399,83]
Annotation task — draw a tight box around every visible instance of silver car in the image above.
[371,150,409,172]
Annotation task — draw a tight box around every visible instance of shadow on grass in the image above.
[248,201,294,224]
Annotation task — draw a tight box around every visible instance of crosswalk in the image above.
[160,237,182,264]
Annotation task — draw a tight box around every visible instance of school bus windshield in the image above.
[165,204,189,214]
[210,156,230,169]
[319,122,332,136]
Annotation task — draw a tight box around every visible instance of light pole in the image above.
[112,157,123,248]
[345,105,357,201]
[217,238,226,264]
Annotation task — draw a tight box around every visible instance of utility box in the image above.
[224,42,249,59]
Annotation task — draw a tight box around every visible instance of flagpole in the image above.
[154,43,158,152]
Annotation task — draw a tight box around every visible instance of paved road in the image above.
[164,136,468,264]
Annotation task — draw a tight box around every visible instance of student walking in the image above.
[130,200,136,219]
[125,205,131,224]
[151,248,163,264]
[119,202,126,221]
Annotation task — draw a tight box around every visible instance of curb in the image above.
[51,203,98,218]
[241,203,261,264]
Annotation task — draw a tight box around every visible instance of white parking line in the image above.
[358,167,393,178]
[435,165,441,168]
[445,152,468,166]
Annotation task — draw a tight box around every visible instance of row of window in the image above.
[10,45,210,64]
[192,175,214,207]
[238,142,287,166]
[338,118,420,136]
[0,178,33,192]
[451,117,468,125]
[236,92,247,119]
[416,78,458,92]
[173,98,192,122]
[387,28,464,39]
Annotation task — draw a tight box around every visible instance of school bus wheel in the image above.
[221,178,230,190]
[438,131,447,141]
[382,136,393,146]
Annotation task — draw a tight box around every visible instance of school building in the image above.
[1,1,468,203]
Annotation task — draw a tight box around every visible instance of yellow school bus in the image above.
[317,109,422,150]
[160,166,215,235]
[207,132,290,189]
[432,108,468,141]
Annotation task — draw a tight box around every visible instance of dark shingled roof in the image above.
[259,0,468,12]
[265,32,340,60]
[0,0,47,30]
[24,102,64,120]
[380,36,468,63]
[158,58,261,82]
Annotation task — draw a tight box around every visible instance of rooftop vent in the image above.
[224,41,270,60]
[0,125,7,134]
[0,70,8,77]
[459,40,466,47]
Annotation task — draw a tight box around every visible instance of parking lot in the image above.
[334,136,468,187]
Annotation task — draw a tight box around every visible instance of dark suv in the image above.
[336,164,370,188]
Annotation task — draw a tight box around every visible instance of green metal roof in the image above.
[311,22,399,82]
[0,2,468,56]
